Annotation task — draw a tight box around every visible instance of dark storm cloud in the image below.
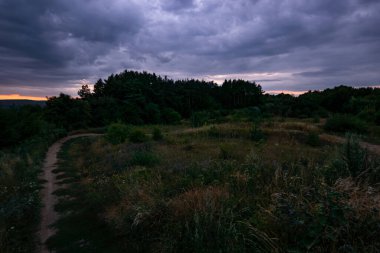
[0,0,145,94]
[0,0,379,96]
[162,0,195,11]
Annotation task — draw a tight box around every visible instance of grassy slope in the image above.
[48,120,380,253]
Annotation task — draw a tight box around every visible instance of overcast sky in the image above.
[0,0,379,97]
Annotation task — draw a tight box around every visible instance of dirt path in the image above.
[320,133,380,156]
[38,134,102,253]
[170,126,380,156]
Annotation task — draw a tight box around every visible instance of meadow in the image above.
[46,115,380,253]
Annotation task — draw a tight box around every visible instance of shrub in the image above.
[130,151,160,167]
[324,115,367,134]
[207,126,220,138]
[323,134,369,182]
[161,108,181,124]
[152,127,164,141]
[218,145,240,160]
[312,116,320,123]
[342,134,368,177]
[322,159,349,185]
[129,130,148,143]
[268,188,352,252]
[250,125,265,142]
[191,111,210,127]
[306,131,320,147]
[106,123,130,144]
[248,106,261,122]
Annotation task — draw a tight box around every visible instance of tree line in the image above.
[49,70,263,129]
[1,69,380,148]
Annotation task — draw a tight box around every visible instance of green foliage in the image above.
[324,115,368,134]
[129,129,148,143]
[207,126,220,138]
[306,131,321,147]
[145,103,161,123]
[123,101,144,125]
[78,70,264,126]
[248,106,261,122]
[106,123,130,144]
[130,151,160,167]
[78,84,92,99]
[218,144,240,160]
[265,85,380,120]
[250,124,265,142]
[323,159,349,184]
[0,106,46,148]
[161,108,181,124]
[190,111,210,127]
[342,134,368,177]
[323,134,369,182]
[45,93,91,130]
[312,115,320,123]
[152,127,164,141]
[269,189,352,252]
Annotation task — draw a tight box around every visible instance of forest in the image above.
[1,70,380,252]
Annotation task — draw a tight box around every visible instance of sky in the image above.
[0,0,379,99]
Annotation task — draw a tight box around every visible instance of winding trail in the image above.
[38,134,102,253]
[319,133,380,156]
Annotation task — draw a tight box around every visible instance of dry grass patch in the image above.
[279,121,319,132]
[335,178,380,218]
[169,186,229,218]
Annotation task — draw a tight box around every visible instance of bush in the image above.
[306,131,320,147]
[191,111,210,127]
[129,129,148,143]
[250,125,265,142]
[152,128,164,141]
[130,151,160,167]
[219,145,240,160]
[162,108,181,124]
[324,115,367,134]
[207,126,220,138]
[106,123,130,144]
[342,134,368,177]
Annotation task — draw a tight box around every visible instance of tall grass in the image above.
[47,122,380,253]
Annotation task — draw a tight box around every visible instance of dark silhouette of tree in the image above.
[78,84,92,99]
[80,70,264,126]
[45,93,91,130]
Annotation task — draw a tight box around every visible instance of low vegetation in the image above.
[324,115,368,134]
[47,120,380,253]
[0,126,66,252]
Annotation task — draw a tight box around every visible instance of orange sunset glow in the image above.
[0,94,47,101]
[265,90,306,96]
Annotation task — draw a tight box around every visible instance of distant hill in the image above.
[0,99,46,108]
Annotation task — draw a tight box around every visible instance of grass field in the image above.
[47,118,380,253]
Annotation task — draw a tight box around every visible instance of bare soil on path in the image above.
[38,134,102,253]
[320,133,380,156]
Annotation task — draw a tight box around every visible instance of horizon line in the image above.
[1,84,380,101]
[0,94,48,101]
